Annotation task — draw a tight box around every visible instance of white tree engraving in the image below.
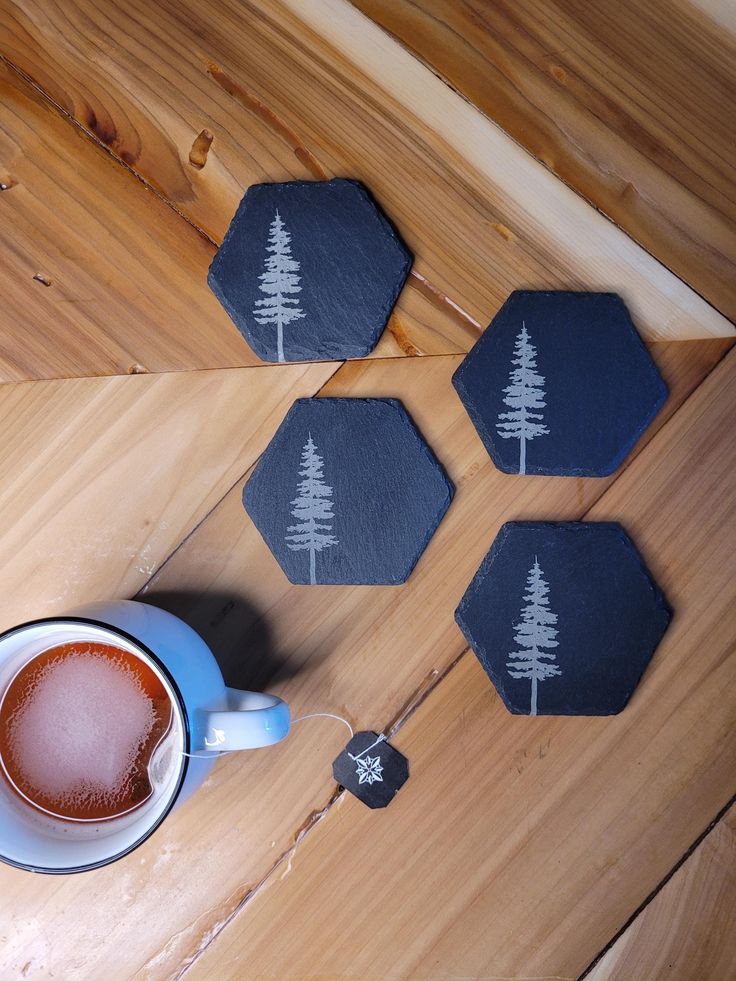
[496,321,549,474]
[506,556,560,715]
[286,433,338,584]
[253,210,305,363]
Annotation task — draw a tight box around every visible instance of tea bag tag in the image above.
[332,731,409,809]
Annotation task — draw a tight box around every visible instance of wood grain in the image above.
[1,0,731,344]
[352,0,736,323]
[0,57,467,382]
[0,338,725,981]
[0,361,335,633]
[587,805,736,981]
[0,61,253,381]
[185,347,736,981]
[0,1,733,973]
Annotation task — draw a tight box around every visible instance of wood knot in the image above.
[86,108,118,147]
[189,129,214,169]
[387,314,421,357]
[550,64,567,84]
[491,222,514,242]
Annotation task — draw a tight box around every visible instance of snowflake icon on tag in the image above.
[355,754,384,785]
[333,731,409,808]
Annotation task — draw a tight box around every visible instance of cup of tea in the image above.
[0,600,290,873]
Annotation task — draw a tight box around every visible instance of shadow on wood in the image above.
[140,589,304,691]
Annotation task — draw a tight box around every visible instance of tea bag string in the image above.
[291,712,354,736]
[179,710,357,758]
[292,713,385,760]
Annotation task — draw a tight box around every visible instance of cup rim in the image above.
[0,615,191,874]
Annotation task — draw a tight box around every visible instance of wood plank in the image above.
[1,0,732,343]
[184,346,736,981]
[0,339,724,981]
[0,61,254,381]
[586,805,736,981]
[0,59,463,382]
[352,0,736,323]
[0,361,335,633]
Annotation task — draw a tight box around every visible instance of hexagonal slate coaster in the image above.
[455,522,672,716]
[452,291,668,477]
[333,731,409,809]
[243,398,454,585]
[208,178,412,363]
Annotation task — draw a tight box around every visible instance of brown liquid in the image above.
[0,641,173,821]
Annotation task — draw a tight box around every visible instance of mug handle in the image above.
[199,690,290,752]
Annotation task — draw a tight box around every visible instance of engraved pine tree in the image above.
[496,322,549,474]
[286,433,338,584]
[253,210,305,363]
[506,557,560,715]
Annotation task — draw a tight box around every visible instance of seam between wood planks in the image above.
[0,53,481,340]
[171,644,471,981]
[350,2,727,234]
[167,342,736,977]
[579,795,736,979]
[128,346,478,612]
[282,0,733,340]
[136,331,734,647]
[175,348,736,981]
[0,55,220,249]
[202,58,483,338]
[130,348,488,597]
[128,360,346,593]
[4,13,731,961]
[3,12,734,342]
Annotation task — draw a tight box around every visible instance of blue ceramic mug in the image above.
[0,600,290,873]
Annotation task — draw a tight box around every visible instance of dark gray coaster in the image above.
[452,291,668,477]
[455,522,672,716]
[332,731,409,809]
[243,398,454,585]
[208,178,412,363]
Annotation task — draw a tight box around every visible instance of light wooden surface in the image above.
[587,805,736,981]
[352,0,736,322]
[1,0,733,350]
[0,1,734,978]
[185,346,736,981]
[0,362,336,631]
[0,61,252,381]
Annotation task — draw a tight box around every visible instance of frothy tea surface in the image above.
[0,642,174,821]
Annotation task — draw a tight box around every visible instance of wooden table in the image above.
[1,1,734,977]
